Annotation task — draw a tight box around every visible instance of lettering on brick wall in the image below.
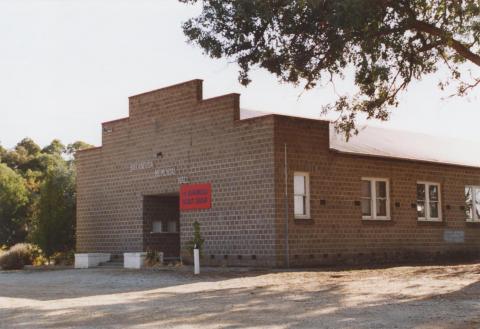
[154,167,176,177]
[129,160,154,171]
[443,230,465,243]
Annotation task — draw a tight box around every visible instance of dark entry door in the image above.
[143,195,180,258]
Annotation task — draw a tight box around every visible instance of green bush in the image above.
[52,250,74,266]
[0,243,40,270]
[30,164,75,259]
[33,254,48,266]
[186,221,205,257]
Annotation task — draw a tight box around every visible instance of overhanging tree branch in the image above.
[181,0,480,137]
[409,20,480,66]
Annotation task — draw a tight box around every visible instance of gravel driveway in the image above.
[0,263,479,329]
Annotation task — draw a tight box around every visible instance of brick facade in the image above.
[76,80,277,266]
[76,80,480,267]
[273,116,480,267]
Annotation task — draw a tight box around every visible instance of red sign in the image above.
[180,183,212,211]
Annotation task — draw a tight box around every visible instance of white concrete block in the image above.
[124,252,147,269]
[75,253,111,269]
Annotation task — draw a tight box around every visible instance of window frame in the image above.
[151,220,163,233]
[361,177,390,221]
[167,220,178,233]
[416,181,442,222]
[293,172,310,219]
[465,185,480,223]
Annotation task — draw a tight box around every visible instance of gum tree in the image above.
[0,164,29,246]
[31,163,76,259]
[180,0,480,136]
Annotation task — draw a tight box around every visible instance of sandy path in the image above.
[0,264,479,328]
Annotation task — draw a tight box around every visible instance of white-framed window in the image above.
[168,220,178,233]
[152,220,163,233]
[417,182,442,221]
[294,172,310,219]
[465,186,480,222]
[361,178,390,220]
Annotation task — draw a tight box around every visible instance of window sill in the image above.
[294,218,314,225]
[294,215,311,220]
[466,219,480,224]
[417,219,444,226]
[362,217,391,221]
[150,232,179,234]
[417,218,442,222]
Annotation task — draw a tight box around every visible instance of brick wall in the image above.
[76,80,277,266]
[77,79,480,268]
[273,116,480,267]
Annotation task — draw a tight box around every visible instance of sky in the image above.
[0,0,479,149]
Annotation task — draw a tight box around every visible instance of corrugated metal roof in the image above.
[329,124,480,168]
[239,108,480,168]
[240,108,267,119]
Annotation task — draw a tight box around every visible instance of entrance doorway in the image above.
[143,194,180,259]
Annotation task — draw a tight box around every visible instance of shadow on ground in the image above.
[0,264,479,329]
[0,267,273,300]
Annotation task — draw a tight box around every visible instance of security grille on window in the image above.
[465,186,480,222]
[361,178,390,220]
[417,182,441,221]
[152,220,163,233]
[294,172,310,218]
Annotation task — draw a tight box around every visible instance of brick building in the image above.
[76,79,480,267]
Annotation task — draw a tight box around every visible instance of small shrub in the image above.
[145,249,160,266]
[0,243,39,270]
[52,250,74,266]
[186,221,205,256]
[33,254,48,266]
[12,243,38,265]
[0,251,24,270]
[26,244,43,264]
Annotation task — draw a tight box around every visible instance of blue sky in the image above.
[0,0,479,148]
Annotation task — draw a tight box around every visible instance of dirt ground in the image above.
[0,263,479,329]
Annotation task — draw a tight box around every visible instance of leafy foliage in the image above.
[31,163,76,258]
[186,221,205,256]
[181,0,480,136]
[0,243,39,270]
[42,139,66,156]
[0,138,93,260]
[145,249,161,266]
[66,141,93,156]
[51,250,75,266]
[0,164,29,246]
[0,145,6,162]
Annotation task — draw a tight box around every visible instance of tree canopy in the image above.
[66,141,94,156]
[31,163,76,258]
[181,0,480,135]
[0,163,28,246]
[42,139,66,156]
[0,145,6,162]
[0,138,93,252]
